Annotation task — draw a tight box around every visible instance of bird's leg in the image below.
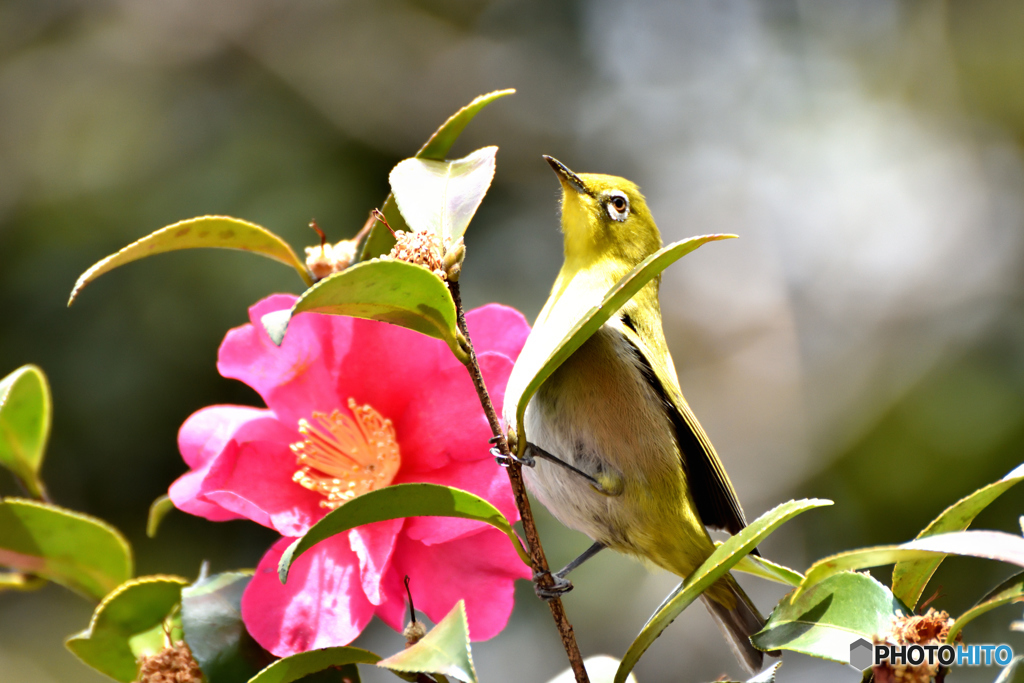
[524,442,624,496]
[489,435,535,467]
[534,541,606,601]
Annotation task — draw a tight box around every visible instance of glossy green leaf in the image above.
[718,543,804,587]
[359,89,515,261]
[947,571,1024,642]
[147,494,175,538]
[796,531,1024,603]
[68,215,312,306]
[181,571,274,683]
[377,601,477,683]
[545,656,636,683]
[0,497,132,600]
[614,498,831,683]
[66,575,188,682]
[390,146,497,246]
[262,260,465,363]
[507,235,735,456]
[710,662,783,683]
[280,483,529,583]
[746,663,783,683]
[247,646,380,683]
[893,463,1024,609]
[320,664,361,683]
[752,572,905,664]
[0,364,51,499]
[996,656,1024,683]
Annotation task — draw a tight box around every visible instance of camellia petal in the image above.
[464,304,531,362]
[178,405,272,469]
[243,535,375,657]
[173,294,532,652]
[168,462,243,522]
[172,407,303,524]
[200,438,325,538]
[397,352,513,473]
[334,315,446,422]
[170,405,276,521]
[376,528,531,641]
[349,519,404,606]
[218,295,351,427]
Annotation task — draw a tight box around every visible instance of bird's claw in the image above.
[490,446,535,468]
[533,569,572,602]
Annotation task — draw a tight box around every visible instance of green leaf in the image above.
[377,600,477,683]
[0,364,51,499]
[247,646,380,683]
[545,656,637,683]
[359,89,515,261]
[947,571,1024,643]
[147,494,175,538]
[709,662,784,683]
[279,483,529,583]
[181,571,275,683]
[747,663,783,683]
[796,530,1024,603]
[0,497,132,600]
[892,463,1024,609]
[390,146,497,246]
[66,575,188,682]
[263,260,465,363]
[506,235,735,456]
[68,215,313,305]
[718,543,804,587]
[752,572,905,664]
[614,498,831,683]
[996,656,1024,683]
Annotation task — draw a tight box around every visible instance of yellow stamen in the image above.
[291,398,401,509]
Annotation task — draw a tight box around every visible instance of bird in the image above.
[505,156,766,674]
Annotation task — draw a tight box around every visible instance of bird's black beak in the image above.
[543,155,589,196]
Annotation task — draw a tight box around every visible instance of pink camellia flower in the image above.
[169,294,532,656]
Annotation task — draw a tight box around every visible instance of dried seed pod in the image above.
[385,230,447,280]
[134,641,203,683]
[403,620,427,647]
[305,239,359,280]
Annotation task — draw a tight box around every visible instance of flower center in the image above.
[291,398,401,509]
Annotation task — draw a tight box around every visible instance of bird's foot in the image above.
[490,438,535,467]
[533,569,572,602]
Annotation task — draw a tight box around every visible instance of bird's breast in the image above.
[523,323,692,553]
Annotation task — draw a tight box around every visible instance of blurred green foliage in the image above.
[3,0,1024,681]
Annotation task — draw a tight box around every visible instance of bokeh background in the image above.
[2,1,1023,681]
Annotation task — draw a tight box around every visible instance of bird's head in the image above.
[544,156,662,271]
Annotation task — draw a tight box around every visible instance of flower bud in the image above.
[443,238,466,282]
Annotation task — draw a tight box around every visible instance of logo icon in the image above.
[850,638,873,670]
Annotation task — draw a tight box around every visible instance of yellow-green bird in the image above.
[505,156,766,673]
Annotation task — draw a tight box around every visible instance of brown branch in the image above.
[448,281,589,683]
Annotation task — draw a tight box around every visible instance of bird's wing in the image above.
[617,313,749,536]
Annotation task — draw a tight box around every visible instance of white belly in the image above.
[521,324,692,557]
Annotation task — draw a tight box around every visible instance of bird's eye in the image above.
[606,192,629,221]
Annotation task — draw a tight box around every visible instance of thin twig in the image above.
[448,280,590,683]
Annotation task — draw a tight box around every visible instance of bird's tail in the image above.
[700,574,768,675]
